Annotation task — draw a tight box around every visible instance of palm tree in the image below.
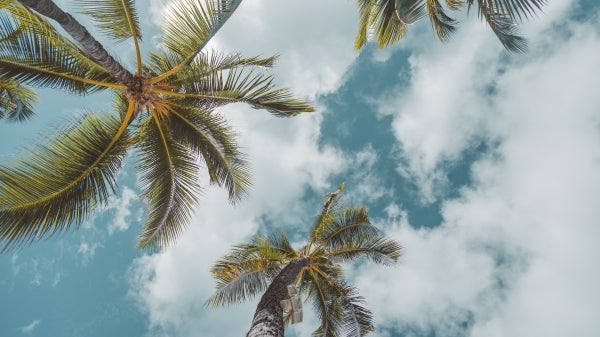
[355,0,547,53]
[207,183,402,337]
[0,0,314,252]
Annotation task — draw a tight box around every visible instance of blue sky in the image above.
[1,0,600,337]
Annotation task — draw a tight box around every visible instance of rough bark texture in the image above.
[247,258,309,337]
[17,0,135,86]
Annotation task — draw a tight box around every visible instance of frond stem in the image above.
[149,61,187,84]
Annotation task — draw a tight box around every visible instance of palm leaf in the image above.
[426,0,458,41]
[308,182,345,250]
[314,206,378,249]
[354,0,376,50]
[78,0,141,41]
[207,240,291,307]
[325,236,402,265]
[0,113,129,252]
[306,268,344,337]
[165,101,250,202]
[0,75,36,121]
[396,0,428,24]
[147,50,278,85]
[173,67,314,117]
[371,0,409,49]
[0,4,115,92]
[153,0,243,81]
[482,0,545,22]
[135,114,201,250]
[335,281,374,337]
[476,0,527,53]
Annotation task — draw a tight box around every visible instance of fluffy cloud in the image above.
[129,1,600,337]
[352,2,600,337]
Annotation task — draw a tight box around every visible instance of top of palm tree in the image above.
[0,0,314,252]
[355,0,547,53]
[208,183,402,337]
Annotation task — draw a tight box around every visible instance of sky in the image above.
[1,0,600,337]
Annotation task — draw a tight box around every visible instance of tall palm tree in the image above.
[207,183,402,337]
[355,0,547,53]
[0,0,314,252]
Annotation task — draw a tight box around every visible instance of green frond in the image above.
[78,0,141,41]
[0,75,36,121]
[335,281,374,337]
[207,241,290,307]
[159,0,243,69]
[175,67,314,117]
[308,183,346,248]
[489,0,546,22]
[326,236,402,265]
[0,113,129,252]
[313,206,377,250]
[135,115,200,250]
[396,0,428,24]
[477,0,527,53]
[354,0,376,50]
[427,0,458,41]
[306,268,344,337]
[148,50,278,84]
[160,101,250,202]
[0,4,114,92]
[254,231,297,258]
[371,0,409,49]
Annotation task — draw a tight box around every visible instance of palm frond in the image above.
[487,0,545,22]
[396,0,428,24]
[0,4,116,92]
[477,0,527,53]
[354,0,376,50]
[308,183,346,249]
[325,236,402,265]
[0,75,36,121]
[306,268,344,337]
[166,101,250,202]
[78,0,143,72]
[0,113,129,252]
[336,281,374,337]
[173,67,314,117]
[207,241,291,307]
[426,0,458,41]
[148,50,278,85]
[78,0,141,41]
[372,0,409,49]
[135,114,200,250]
[156,0,243,78]
[313,206,378,250]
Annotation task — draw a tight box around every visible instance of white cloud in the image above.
[107,187,139,235]
[129,2,600,337]
[351,4,600,337]
[77,241,103,266]
[18,320,40,334]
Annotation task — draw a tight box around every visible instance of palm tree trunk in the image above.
[247,257,309,337]
[17,0,135,86]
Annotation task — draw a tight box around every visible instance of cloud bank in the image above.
[129,1,600,337]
